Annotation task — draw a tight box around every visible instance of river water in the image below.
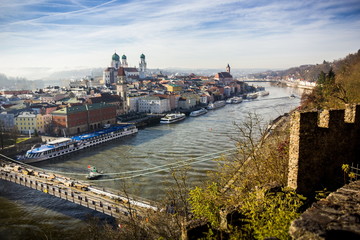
[0,83,302,239]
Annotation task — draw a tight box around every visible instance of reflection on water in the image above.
[0,83,302,238]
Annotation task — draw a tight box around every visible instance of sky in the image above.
[0,0,360,79]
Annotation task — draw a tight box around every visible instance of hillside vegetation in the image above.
[251,50,360,84]
[302,50,360,109]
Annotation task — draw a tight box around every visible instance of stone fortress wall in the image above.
[287,104,360,196]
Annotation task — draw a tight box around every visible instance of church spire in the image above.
[226,64,231,73]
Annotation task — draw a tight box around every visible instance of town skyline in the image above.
[1,0,359,79]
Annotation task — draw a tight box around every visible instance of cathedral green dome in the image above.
[140,53,145,59]
[112,53,119,61]
[122,54,127,59]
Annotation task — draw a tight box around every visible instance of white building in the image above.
[138,96,170,113]
[103,52,121,85]
[124,67,139,82]
[224,86,231,97]
[199,93,209,104]
[103,52,148,85]
[127,95,146,113]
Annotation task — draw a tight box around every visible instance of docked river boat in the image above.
[190,108,208,117]
[207,100,226,110]
[19,124,138,163]
[160,113,186,124]
[226,97,243,104]
[246,93,258,99]
[259,91,270,96]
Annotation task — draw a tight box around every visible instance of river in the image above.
[0,83,303,239]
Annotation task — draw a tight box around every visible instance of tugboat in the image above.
[86,165,103,180]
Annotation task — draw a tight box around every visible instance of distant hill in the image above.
[0,73,44,90]
[249,50,360,82]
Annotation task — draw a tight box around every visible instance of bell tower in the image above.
[111,52,120,69]
[116,67,128,113]
[121,54,128,67]
[226,64,231,73]
[139,53,147,79]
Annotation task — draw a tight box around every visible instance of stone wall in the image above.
[289,180,360,239]
[287,105,360,196]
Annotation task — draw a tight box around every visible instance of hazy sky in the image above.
[1,0,359,79]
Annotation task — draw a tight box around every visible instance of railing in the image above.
[350,163,360,181]
[0,156,158,219]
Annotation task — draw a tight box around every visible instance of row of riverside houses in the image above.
[0,53,256,137]
[0,102,116,137]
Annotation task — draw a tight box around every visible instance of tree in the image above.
[240,188,305,240]
[317,71,326,85]
[188,112,300,239]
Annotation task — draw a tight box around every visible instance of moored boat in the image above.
[259,91,270,96]
[19,124,138,163]
[226,97,243,104]
[207,100,226,110]
[190,108,208,117]
[160,113,186,124]
[246,93,258,99]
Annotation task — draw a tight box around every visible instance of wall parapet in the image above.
[287,104,360,195]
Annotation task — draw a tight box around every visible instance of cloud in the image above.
[0,0,359,78]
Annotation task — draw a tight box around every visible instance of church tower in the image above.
[226,64,231,74]
[116,67,128,113]
[139,53,147,79]
[111,52,120,69]
[121,54,128,67]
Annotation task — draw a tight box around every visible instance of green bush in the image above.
[240,188,305,240]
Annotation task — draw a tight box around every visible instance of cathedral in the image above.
[103,52,147,85]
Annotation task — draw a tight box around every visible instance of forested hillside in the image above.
[302,50,360,109]
[250,50,360,83]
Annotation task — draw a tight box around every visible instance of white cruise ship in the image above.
[19,125,138,163]
[259,91,270,96]
[207,100,226,110]
[160,113,186,124]
[226,97,243,104]
[190,108,208,117]
[246,93,258,99]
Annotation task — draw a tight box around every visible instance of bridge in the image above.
[239,79,278,83]
[0,154,158,220]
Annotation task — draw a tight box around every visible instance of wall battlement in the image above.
[287,105,360,195]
